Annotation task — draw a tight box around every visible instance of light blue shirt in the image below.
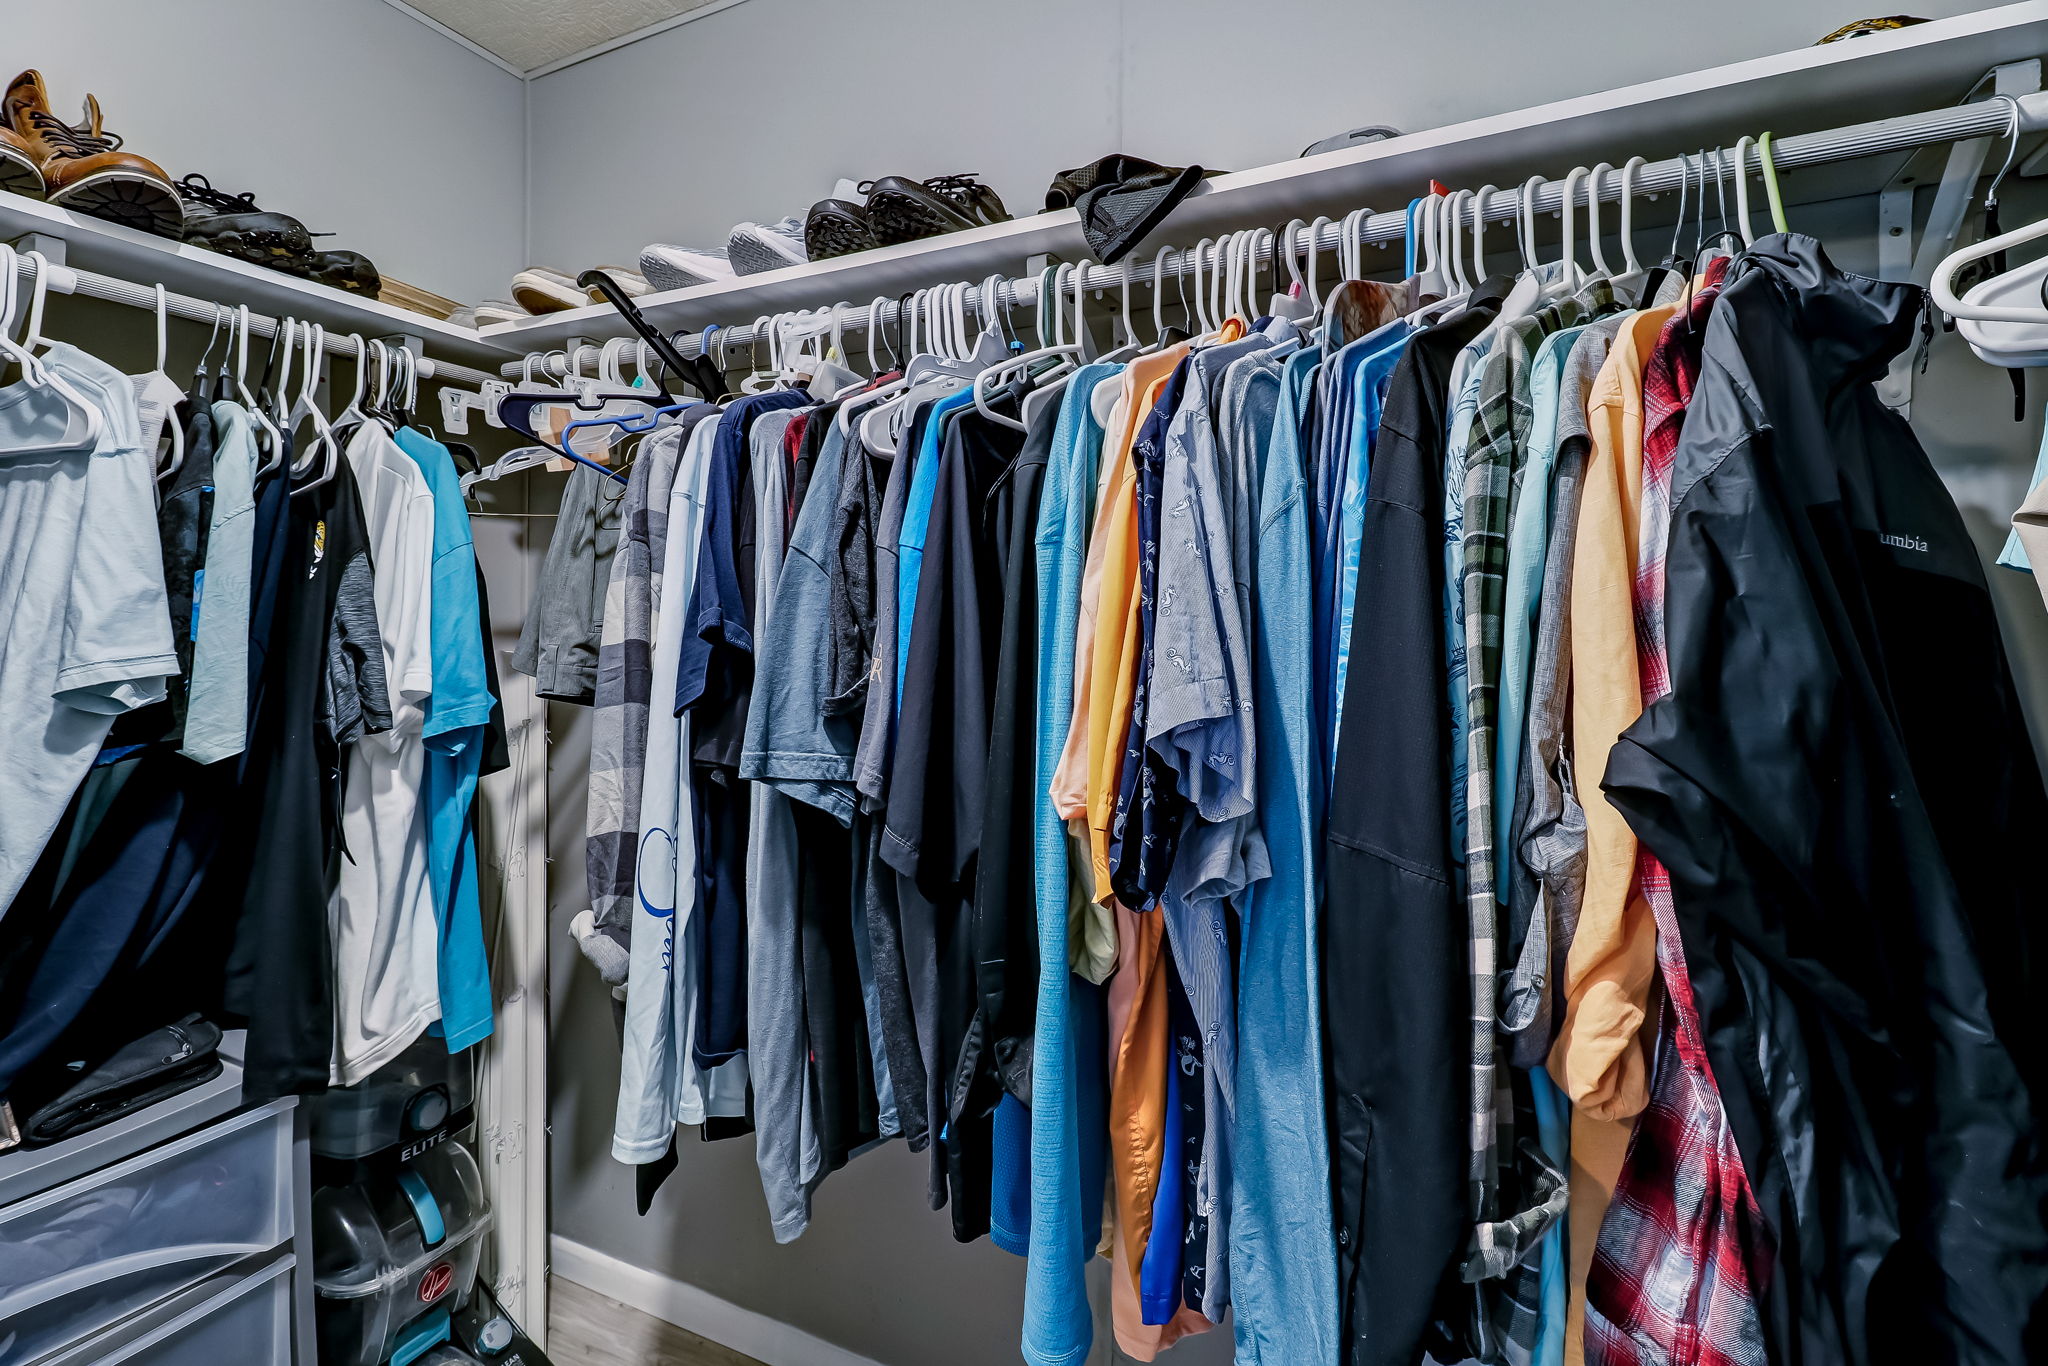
[895,386,976,704]
[180,400,258,764]
[1330,323,1412,754]
[1022,365,1118,1366]
[396,425,495,1053]
[1232,338,1339,1366]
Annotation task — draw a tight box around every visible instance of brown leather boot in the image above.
[4,71,181,236]
[0,125,43,200]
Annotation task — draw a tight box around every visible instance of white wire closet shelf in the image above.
[483,0,2048,359]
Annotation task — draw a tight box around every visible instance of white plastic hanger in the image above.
[1470,186,1498,283]
[1729,138,1759,249]
[5,248,103,453]
[254,316,293,477]
[1444,190,1473,295]
[1268,219,1316,322]
[1556,168,1589,292]
[141,283,187,479]
[231,305,285,467]
[1301,216,1332,314]
[291,324,344,496]
[1583,164,1615,277]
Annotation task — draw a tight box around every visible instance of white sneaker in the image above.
[638,241,735,292]
[584,266,652,302]
[472,299,525,327]
[727,216,807,275]
[509,266,585,314]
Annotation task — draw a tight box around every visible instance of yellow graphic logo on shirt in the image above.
[309,519,328,578]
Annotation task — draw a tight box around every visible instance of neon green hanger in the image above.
[1758,132,1790,233]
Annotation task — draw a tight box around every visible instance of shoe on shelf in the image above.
[638,241,734,291]
[0,126,43,199]
[176,174,316,264]
[585,266,651,301]
[726,216,807,275]
[510,266,587,314]
[860,174,1009,246]
[805,197,876,261]
[3,70,182,236]
[285,248,381,297]
[471,300,525,327]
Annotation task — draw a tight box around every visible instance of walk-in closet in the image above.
[4,4,2048,1366]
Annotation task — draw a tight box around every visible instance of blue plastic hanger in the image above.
[555,398,709,483]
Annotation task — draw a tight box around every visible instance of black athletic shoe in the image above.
[860,174,1009,246]
[805,197,877,260]
[285,248,382,297]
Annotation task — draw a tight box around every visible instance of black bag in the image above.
[18,1015,224,1148]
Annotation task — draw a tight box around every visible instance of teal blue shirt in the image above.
[395,425,494,1052]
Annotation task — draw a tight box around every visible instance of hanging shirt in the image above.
[617,416,737,1165]
[1324,278,1506,1366]
[1329,322,1413,753]
[396,424,496,1054]
[179,400,259,764]
[583,411,697,983]
[510,460,623,704]
[1021,364,1120,1366]
[231,440,385,1098]
[1231,338,1339,1366]
[675,389,810,1070]
[741,404,822,1238]
[0,344,175,921]
[894,386,977,705]
[328,421,440,1087]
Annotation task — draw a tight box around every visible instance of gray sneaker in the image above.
[639,241,735,291]
[727,216,807,275]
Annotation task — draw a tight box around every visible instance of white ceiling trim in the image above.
[373,0,526,78]
[373,0,750,79]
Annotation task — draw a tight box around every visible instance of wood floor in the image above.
[547,1276,766,1366]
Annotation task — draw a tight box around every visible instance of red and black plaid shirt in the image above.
[1586,260,1774,1366]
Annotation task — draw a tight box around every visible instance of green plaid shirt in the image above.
[1458,297,1587,1355]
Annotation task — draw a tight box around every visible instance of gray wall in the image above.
[531,8,2048,1366]
[11,0,525,305]
[524,0,1995,273]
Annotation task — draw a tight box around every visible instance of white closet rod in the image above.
[523,87,2048,376]
[1,251,502,388]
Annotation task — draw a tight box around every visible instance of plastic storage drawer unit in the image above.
[314,1139,493,1366]
[85,1255,295,1366]
[0,1099,295,1366]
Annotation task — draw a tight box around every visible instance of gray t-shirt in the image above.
[0,343,176,919]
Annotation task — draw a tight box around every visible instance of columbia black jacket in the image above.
[1605,234,2048,1366]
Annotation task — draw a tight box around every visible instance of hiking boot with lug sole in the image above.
[176,174,315,264]
[0,126,43,199]
[861,174,1008,246]
[4,71,182,236]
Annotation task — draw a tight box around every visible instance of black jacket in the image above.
[1605,234,2048,1366]
[1324,277,1510,1366]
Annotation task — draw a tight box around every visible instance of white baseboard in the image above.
[549,1236,889,1366]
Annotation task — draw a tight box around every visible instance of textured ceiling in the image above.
[404,0,725,73]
